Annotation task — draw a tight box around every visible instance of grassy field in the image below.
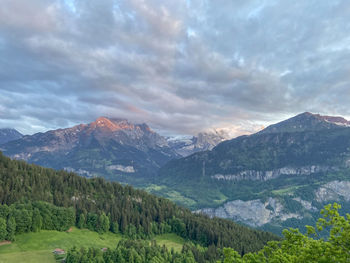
[154,233,185,252]
[0,227,122,263]
[0,228,185,263]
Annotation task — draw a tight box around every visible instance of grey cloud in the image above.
[1,0,350,136]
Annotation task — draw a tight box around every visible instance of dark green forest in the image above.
[64,203,350,263]
[66,240,218,263]
[0,151,277,261]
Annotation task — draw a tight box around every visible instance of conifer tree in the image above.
[6,216,16,241]
[77,213,86,229]
[32,208,42,232]
[0,218,7,241]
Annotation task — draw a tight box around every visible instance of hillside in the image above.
[0,227,122,263]
[0,227,185,263]
[156,112,350,234]
[0,151,277,260]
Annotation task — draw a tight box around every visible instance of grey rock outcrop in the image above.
[212,165,333,182]
[197,197,301,227]
[316,181,350,202]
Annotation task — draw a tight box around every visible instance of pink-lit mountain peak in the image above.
[88,117,135,132]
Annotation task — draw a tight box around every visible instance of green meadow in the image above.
[0,228,185,263]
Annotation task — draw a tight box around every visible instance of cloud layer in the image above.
[1,0,350,136]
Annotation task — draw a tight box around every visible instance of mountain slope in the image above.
[1,117,179,183]
[0,151,277,253]
[0,128,23,144]
[156,112,350,233]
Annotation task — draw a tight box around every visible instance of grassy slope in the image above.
[0,228,185,263]
[154,233,185,253]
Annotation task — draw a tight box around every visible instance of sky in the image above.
[1,0,350,137]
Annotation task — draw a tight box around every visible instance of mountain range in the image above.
[0,117,226,184]
[3,112,350,235]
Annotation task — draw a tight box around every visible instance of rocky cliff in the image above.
[211,165,335,182]
[197,180,350,229]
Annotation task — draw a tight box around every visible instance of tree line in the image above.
[66,240,222,263]
[0,201,75,241]
[66,203,350,263]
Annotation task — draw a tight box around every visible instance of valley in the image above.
[2,1,349,261]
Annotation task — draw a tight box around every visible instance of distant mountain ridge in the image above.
[168,130,230,157]
[0,117,227,184]
[0,128,23,145]
[1,117,178,182]
[154,112,350,234]
[259,112,350,134]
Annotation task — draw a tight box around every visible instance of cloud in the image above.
[1,0,350,136]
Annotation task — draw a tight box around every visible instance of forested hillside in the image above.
[0,152,277,257]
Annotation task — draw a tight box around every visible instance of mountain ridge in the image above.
[0,117,227,184]
[154,112,350,234]
[1,117,177,182]
[0,128,23,145]
[259,112,350,134]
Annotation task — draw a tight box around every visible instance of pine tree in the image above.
[77,213,86,229]
[111,221,119,234]
[32,208,42,232]
[97,212,110,233]
[0,218,7,241]
[6,216,16,241]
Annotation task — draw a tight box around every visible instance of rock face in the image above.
[1,117,179,181]
[198,181,350,228]
[212,165,334,182]
[315,181,350,202]
[168,130,229,157]
[0,128,23,145]
[197,198,302,227]
[293,197,318,212]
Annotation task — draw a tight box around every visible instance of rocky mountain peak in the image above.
[89,117,134,132]
[259,112,350,134]
[0,128,23,145]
